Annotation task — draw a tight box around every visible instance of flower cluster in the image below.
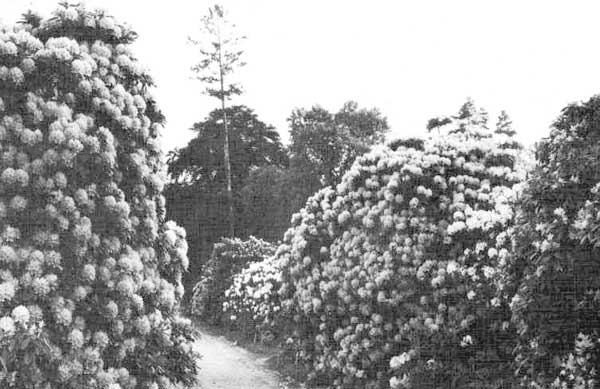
[190,236,275,324]
[222,254,283,341]
[275,104,527,388]
[0,4,197,388]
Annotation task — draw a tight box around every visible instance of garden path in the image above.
[192,328,292,389]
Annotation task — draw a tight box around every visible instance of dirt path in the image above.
[191,329,293,389]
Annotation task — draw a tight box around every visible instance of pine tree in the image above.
[449,98,490,136]
[495,111,521,150]
[495,110,516,136]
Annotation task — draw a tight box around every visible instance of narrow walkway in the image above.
[192,329,292,389]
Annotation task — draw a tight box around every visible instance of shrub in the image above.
[0,4,198,388]
[222,254,283,341]
[506,95,600,387]
[276,103,527,388]
[190,236,275,323]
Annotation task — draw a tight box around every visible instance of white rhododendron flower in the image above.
[390,352,411,369]
[11,305,29,324]
[460,335,473,347]
[0,316,15,337]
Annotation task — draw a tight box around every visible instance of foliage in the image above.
[165,105,287,291]
[239,162,325,244]
[275,102,527,388]
[0,4,198,387]
[505,95,600,387]
[495,110,516,137]
[239,166,295,242]
[222,254,283,342]
[426,117,451,132]
[288,101,389,188]
[387,138,425,152]
[190,236,275,324]
[235,101,390,243]
[189,4,245,101]
[167,106,287,188]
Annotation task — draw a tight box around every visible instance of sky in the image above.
[2,0,600,152]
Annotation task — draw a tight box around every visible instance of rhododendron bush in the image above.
[222,254,283,341]
[505,95,600,387]
[0,4,198,388]
[276,103,528,388]
[190,236,275,323]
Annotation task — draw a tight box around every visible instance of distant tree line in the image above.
[165,102,389,292]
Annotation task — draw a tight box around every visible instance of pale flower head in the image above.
[68,328,84,349]
[460,334,473,347]
[11,305,29,324]
[0,316,15,337]
[390,352,411,369]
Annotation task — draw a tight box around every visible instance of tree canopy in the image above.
[165,105,287,291]
[288,101,389,187]
[167,105,287,188]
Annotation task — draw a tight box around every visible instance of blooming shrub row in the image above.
[190,236,275,323]
[274,105,528,388]
[222,254,283,341]
[0,4,197,388]
[196,99,600,388]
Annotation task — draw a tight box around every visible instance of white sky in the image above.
[3,0,600,152]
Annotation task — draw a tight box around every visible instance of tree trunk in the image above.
[222,103,234,237]
[217,22,235,238]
